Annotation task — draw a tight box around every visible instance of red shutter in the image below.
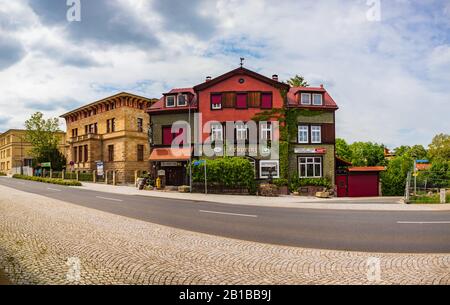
[211,94,222,105]
[162,127,173,146]
[261,93,272,109]
[236,93,247,108]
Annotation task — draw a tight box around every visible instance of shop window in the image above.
[299,157,322,178]
[259,160,280,179]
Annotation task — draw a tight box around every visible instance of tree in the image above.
[394,145,428,160]
[24,112,66,170]
[349,141,386,166]
[287,75,309,87]
[428,133,450,161]
[335,138,352,162]
[381,154,414,196]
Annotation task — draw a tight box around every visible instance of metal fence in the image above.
[405,170,450,203]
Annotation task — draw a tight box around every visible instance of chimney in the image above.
[272,74,279,81]
[320,84,324,88]
[205,76,212,82]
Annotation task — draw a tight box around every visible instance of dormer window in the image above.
[177,94,187,107]
[300,93,311,105]
[166,95,176,108]
[312,94,323,106]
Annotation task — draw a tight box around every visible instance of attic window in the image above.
[300,93,311,105]
[312,94,323,106]
[238,78,245,84]
[177,94,187,107]
[166,95,175,108]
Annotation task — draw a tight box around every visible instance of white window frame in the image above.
[298,125,309,143]
[236,123,248,141]
[311,125,321,143]
[312,94,323,106]
[259,160,280,179]
[166,95,176,108]
[298,157,322,178]
[300,93,311,105]
[211,103,222,110]
[177,94,187,107]
[211,124,223,141]
[260,123,272,141]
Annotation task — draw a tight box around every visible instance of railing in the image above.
[68,133,101,143]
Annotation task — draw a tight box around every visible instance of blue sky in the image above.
[0,0,449,148]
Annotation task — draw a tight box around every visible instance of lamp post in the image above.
[188,95,192,192]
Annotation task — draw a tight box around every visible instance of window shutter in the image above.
[261,93,272,109]
[211,94,222,105]
[248,92,261,108]
[236,93,248,108]
[222,92,235,108]
[321,124,335,144]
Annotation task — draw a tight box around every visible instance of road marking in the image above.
[95,196,123,202]
[199,210,258,218]
[397,221,450,224]
[47,188,61,192]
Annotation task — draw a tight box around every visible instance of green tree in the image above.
[427,160,450,188]
[335,138,352,162]
[287,75,309,87]
[394,145,428,160]
[349,142,386,166]
[381,154,414,196]
[428,133,450,161]
[24,112,66,170]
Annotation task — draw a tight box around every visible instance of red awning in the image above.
[348,166,386,172]
[149,148,192,161]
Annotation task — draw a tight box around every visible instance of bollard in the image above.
[62,169,65,180]
[440,189,446,204]
[134,170,138,186]
[105,170,109,184]
[76,171,79,181]
[93,170,96,183]
[50,169,53,178]
[112,171,116,186]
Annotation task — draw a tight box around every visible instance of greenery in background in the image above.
[191,157,256,192]
[287,75,309,87]
[12,174,81,186]
[272,178,288,187]
[336,139,386,166]
[25,112,66,170]
[380,154,414,196]
[394,145,428,160]
[410,193,450,204]
[428,133,450,161]
[418,160,450,188]
[0,172,6,176]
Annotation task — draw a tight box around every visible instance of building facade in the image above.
[61,92,154,184]
[287,86,338,186]
[0,129,66,175]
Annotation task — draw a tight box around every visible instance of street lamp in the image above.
[188,95,192,193]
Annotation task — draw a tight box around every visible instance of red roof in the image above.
[348,166,386,172]
[163,88,195,95]
[147,88,197,113]
[287,86,338,110]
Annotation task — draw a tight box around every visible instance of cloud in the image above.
[0,35,26,70]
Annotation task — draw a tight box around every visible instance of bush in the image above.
[273,178,288,187]
[0,172,6,176]
[289,173,332,192]
[12,174,82,186]
[259,183,279,197]
[381,155,413,196]
[191,157,256,193]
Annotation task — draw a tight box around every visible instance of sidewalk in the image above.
[78,182,450,211]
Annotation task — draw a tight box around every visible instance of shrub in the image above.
[289,173,332,192]
[12,174,82,186]
[381,155,414,196]
[191,157,256,192]
[273,178,288,187]
[0,172,6,176]
[258,183,279,197]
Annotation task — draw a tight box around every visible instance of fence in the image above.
[405,170,450,203]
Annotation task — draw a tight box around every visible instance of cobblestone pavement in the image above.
[0,185,449,285]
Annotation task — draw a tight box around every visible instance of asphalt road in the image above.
[1,177,449,253]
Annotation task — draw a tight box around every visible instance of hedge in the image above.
[191,157,256,192]
[0,172,6,176]
[12,174,82,186]
[289,174,332,192]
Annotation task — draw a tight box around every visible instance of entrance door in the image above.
[165,167,184,186]
[336,175,348,197]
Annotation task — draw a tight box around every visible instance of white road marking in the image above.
[199,210,258,218]
[95,196,123,202]
[47,188,61,192]
[397,221,450,224]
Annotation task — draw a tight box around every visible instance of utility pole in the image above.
[188,95,192,192]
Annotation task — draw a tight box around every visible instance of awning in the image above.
[149,148,192,161]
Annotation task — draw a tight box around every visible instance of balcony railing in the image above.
[68,133,101,143]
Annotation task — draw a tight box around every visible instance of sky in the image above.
[0,0,449,148]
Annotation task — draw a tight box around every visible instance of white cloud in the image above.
[0,0,448,148]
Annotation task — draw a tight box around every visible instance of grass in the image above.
[410,193,450,204]
[12,174,82,186]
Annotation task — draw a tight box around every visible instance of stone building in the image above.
[0,129,66,175]
[60,92,154,184]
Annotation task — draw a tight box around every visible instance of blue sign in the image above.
[193,160,205,166]
[416,160,429,164]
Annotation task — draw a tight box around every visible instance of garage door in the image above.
[348,173,379,197]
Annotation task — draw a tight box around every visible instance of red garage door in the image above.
[348,173,379,197]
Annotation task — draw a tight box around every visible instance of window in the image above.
[73,147,78,163]
[177,94,187,107]
[312,94,323,105]
[236,123,248,141]
[210,123,223,141]
[137,118,143,132]
[78,146,83,163]
[298,125,309,143]
[300,93,311,105]
[236,93,248,109]
[259,160,280,179]
[211,94,222,110]
[260,123,272,141]
[137,145,144,162]
[261,93,273,109]
[71,128,78,138]
[108,145,114,162]
[299,157,322,178]
[311,126,321,143]
[166,95,176,108]
[84,145,88,162]
[107,118,116,133]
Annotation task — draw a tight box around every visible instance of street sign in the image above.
[193,160,205,166]
[41,162,51,168]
